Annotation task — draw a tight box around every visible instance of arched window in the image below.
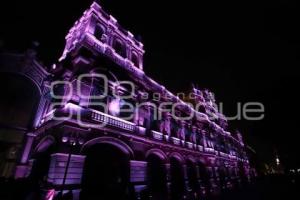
[89,79,107,112]
[94,25,105,41]
[113,39,127,58]
[131,52,139,67]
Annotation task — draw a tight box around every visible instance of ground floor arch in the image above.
[186,159,199,199]
[170,155,185,200]
[80,141,133,200]
[146,150,168,200]
[217,165,227,190]
[198,161,211,196]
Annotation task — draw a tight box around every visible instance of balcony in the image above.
[171,137,181,146]
[90,110,135,132]
[198,145,204,152]
[186,142,194,149]
[151,130,164,141]
[41,104,239,159]
[205,147,215,154]
[219,152,229,158]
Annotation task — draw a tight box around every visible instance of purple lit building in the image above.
[0,2,255,200]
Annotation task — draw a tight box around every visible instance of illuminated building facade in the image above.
[1,2,254,200]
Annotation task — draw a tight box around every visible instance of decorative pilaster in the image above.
[159,112,171,138]
[176,120,186,147]
[192,126,197,143]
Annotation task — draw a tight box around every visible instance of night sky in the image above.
[1,0,299,168]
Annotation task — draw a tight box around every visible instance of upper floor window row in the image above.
[94,24,141,68]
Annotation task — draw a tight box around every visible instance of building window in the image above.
[131,52,139,67]
[89,77,107,112]
[94,25,104,41]
[113,39,127,58]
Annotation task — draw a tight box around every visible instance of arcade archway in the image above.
[217,165,227,190]
[80,142,131,200]
[198,161,211,196]
[170,155,185,200]
[146,151,168,200]
[186,159,199,199]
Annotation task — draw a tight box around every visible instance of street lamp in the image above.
[276,157,280,166]
[59,132,83,198]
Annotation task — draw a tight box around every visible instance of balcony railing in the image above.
[171,137,181,146]
[41,104,243,160]
[90,110,135,132]
[204,147,215,154]
[151,130,164,141]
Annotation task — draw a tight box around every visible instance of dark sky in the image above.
[1,0,299,168]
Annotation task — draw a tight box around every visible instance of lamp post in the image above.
[59,132,83,198]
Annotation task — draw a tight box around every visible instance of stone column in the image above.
[191,126,197,144]
[165,163,171,200]
[195,165,200,180]
[139,53,144,70]
[202,131,207,148]
[159,112,171,140]
[182,164,190,199]
[195,164,206,197]
[14,133,36,178]
[33,96,46,127]
[207,166,217,194]
[126,45,132,60]
[134,101,150,136]
[21,133,36,164]
[176,120,186,146]
[195,165,201,189]
[107,27,115,47]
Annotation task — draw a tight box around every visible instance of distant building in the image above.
[0,2,255,199]
[0,49,49,178]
